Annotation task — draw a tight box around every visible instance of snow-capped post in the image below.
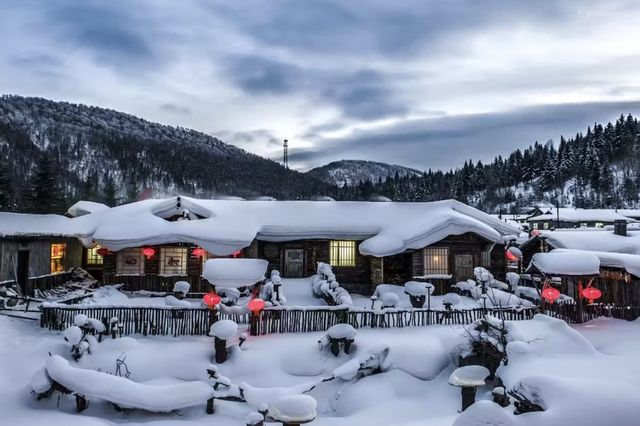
[173,280,190,299]
[324,324,357,356]
[110,317,120,339]
[369,294,377,309]
[248,298,266,336]
[209,319,238,363]
[449,365,490,412]
[442,293,461,322]
[268,394,318,426]
[404,281,434,308]
[246,412,265,426]
[380,292,399,309]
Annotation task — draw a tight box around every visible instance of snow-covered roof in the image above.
[67,200,110,217]
[529,251,600,276]
[202,259,268,288]
[0,197,519,257]
[523,229,640,254]
[529,208,635,223]
[553,249,640,277]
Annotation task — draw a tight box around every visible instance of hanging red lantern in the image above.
[506,246,522,261]
[542,286,561,303]
[581,287,602,303]
[247,298,265,313]
[96,247,109,257]
[232,250,242,258]
[192,247,205,257]
[142,247,155,259]
[202,292,221,307]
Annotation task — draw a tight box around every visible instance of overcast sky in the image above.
[2,0,640,171]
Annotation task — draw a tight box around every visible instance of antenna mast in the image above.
[283,139,289,169]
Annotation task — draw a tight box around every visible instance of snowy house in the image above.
[519,225,640,305]
[0,213,85,295]
[528,208,635,231]
[0,197,519,295]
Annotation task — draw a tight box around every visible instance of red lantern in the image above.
[192,247,205,257]
[202,292,221,307]
[531,230,541,237]
[142,247,155,259]
[542,286,561,303]
[96,247,109,257]
[232,250,242,258]
[506,246,522,261]
[582,287,602,303]
[247,298,265,313]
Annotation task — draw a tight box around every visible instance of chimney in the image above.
[614,220,627,236]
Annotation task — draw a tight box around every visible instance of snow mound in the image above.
[202,258,268,288]
[452,400,514,426]
[381,292,400,308]
[45,355,213,412]
[327,324,357,340]
[268,395,317,423]
[173,281,190,295]
[209,320,238,339]
[530,251,600,276]
[404,281,434,296]
[165,295,192,308]
[449,365,490,387]
[30,367,52,394]
[63,326,83,345]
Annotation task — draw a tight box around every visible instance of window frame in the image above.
[423,247,450,275]
[86,245,104,265]
[329,240,357,267]
[50,243,66,274]
[159,246,188,276]
[116,248,145,275]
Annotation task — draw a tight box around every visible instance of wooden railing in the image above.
[2,271,75,297]
[39,302,640,337]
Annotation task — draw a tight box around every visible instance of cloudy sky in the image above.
[2,0,640,171]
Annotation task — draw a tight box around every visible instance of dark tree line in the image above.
[337,114,640,212]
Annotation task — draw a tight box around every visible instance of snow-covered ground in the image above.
[2,311,640,425]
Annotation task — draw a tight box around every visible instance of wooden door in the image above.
[283,249,304,278]
[454,254,474,281]
[17,250,30,293]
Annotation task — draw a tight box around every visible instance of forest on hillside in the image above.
[338,114,640,212]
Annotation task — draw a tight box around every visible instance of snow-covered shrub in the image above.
[380,292,399,308]
[460,315,509,378]
[454,279,533,309]
[452,400,514,425]
[219,287,241,306]
[246,411,265,426]
[319,324,357,356]
[165,295,192,307]
[505,272,520,289]
[404,281,434,308]
[64,314,105,361]
[209,320,239,363]
[311,263,353,306]
[260,270,287,306]
[443,292,462,309]
[268,395,317,425]
[173,280,190,296]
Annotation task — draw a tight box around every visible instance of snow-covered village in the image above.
[2,1,640,426]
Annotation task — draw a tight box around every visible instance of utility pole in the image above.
[283,139,289,169]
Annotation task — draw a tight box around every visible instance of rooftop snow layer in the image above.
[552,248,640,277]
[523,228,640,254]
[67,200,110,217]
[0,197,519,257]
[203,258,268,288]
[529,208,635,223]
[530,251,600,276]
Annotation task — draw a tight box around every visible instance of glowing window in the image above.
[543,222,550,230]
[116,248,144,275]
[86,245,103,265]
[330,241,356,267]
[532,223,539,230]
[50,243,66,274]
[160,247,188,276]
[423,247,449,275]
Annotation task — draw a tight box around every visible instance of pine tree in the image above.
[26,154,64,213]
[102,175,119,207]
[0,161,12,210]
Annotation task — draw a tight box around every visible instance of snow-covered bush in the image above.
[268,395,317,425]
[260,270,287,306]
[173,280,190,296]
[380,292,399,308]
[209,320,239,363]
[460,315,509,378]
[443,292,462,309]
[319,324,357,356]
[454,279,534,309]
[404,281,434,308]
[165,295,192,308]
[63,314,105,361]
[311,262,353,306]
[505,272,520,289]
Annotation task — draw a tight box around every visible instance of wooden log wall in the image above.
[23,271,73,297]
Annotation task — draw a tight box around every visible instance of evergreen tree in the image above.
[26,154,64,213]
[0,161,12,210]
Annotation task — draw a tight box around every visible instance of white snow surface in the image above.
[268,395,317,422]
[326,324,357,340]
[448,365,490,387]
[173,281,191,295]
[0,197,518,256]
[67,201,110,218]
[552,248,640,277]
[209,320,238,339]
[524,228,640,255]
[530,251,600,276]
[45,355,214,412]
[528,208,636,223]
[202,258,268,288]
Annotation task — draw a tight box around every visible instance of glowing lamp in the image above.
[542,287,561,303]
[506,250,518,261]
[248,298,265,313]
[142,247,155,259]
[506,246,522,261]
[192,247,205,257]
[232,250,242,258]
[203,292,221,307]
[582,287,602,303]
[96,247,109,257]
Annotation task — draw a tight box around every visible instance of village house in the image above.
[518,223,640,305]
[0,197,519,295]
[527,208,635,230]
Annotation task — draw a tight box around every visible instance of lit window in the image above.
[543,222,549,230]
[595,222,604,228]
[116,248,144,275]
[580,222,587,228]
[86,245,103,265]
[532,223,539,230]
[160,247,188,275]
[50,243,66,274]
[423,247,449,275]
[330,241,356,267]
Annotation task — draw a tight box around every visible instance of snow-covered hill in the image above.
[0,95,333,210]
[307,160,421,187]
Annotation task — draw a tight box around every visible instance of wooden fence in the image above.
[2,271,74,297]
